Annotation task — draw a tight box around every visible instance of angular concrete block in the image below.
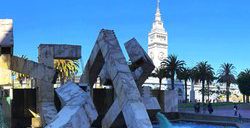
[39,44,81,60]
[56,82,87,106]
[45,106,90,128]
[10,56,57,83]
[99,64,111,85]
[39,102,58,125]
[83,96,98,123]
[48,82,98,128]
[0,55,11,69]
[0,19,13,47]
[81,29,153,128]
[125,38,155,86]
[104,49,130,80]
[112,72,140,102]
[122,101,152,128]
[142,97,161,110]
[97,30,119,58]
[164,90,178,112]
[102,99,122,128]
[37,81,55,102]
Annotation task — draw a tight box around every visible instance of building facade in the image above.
[148,0,168,68]
[144,0,185,102]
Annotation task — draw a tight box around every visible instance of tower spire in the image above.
[155,0,161,22]
[157,0,160,11]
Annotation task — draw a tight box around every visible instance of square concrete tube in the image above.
[80,29,152,128]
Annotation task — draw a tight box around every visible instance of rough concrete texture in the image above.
[0,55,57,83]
[125,38,155,92]
[80,43,104,87]
[80,29,152,128]
[0,19,13,47]
[37,45,57,125]
[11,55,56,83]
[164,90,178,112]
[102,38,158,126]
[39,102,58,125]
[0,55,11,69]
[98,30,153,128]
[37,44,81,126]
[142,86,161,110]
[39,44,81,60]
[46,82,98,128]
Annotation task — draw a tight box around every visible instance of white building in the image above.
[148,0,168,68]
[144,0,185,102]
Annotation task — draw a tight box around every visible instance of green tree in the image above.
[237,69,250,103]
[194,61,214,104]
[161,54,185,90]
[190,68,199,84]
[15,55,30,87]
[206,70,215,101]
[217,63,236,102]
[151,67,167,91]
[177,67,191,102]
[54,59,79,85]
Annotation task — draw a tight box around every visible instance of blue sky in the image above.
[1,0,250,74]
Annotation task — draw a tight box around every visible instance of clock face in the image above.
[149,52,154,59]
[158,52,165,61]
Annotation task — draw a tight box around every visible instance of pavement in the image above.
[179,104,250,119]
[179,103,250,128]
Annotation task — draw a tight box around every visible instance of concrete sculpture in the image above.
[37,44,81,125]
[1,19,156,127]
[80,30,153,128]
[45,82,98,128]
[101,38,160,127]
[1,19,97,127]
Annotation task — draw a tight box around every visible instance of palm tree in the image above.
[15,55,30,87]
[206,70,215,101]
[177,67,191,102]
[54,59,79,85]
[161,54,185,90]
[194,61,214,104]
[190,67,199,84]
[217,63,236,102]
[237,69,250,103]
[16,72,30,87]
[151,67,166,91]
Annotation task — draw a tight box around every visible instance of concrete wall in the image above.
[3,88,163,128]
[2,96,11,128]
[0,68,11,86]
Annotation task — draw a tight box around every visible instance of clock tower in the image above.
[148,0,168,68]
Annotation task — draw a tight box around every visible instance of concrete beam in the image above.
[0,19,13,55]
[39,44,81,60]
[0,19,14,47]
[37,44,82,126]
[0,55,57,83]
[46,82,98,128]
[83,29,152,128]
[102,38,155,128]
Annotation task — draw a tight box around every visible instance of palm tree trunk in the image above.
[158,79,162,103]
[207,83,210,101]
[185,80,188,103]
[202,80,205,104]
[226,82,230,102]
[243,95,246,103]
[171,76,175,90]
